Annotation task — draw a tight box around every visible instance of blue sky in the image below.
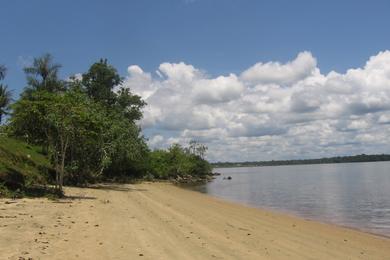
[2,0,390,94]
[2,0,390,161]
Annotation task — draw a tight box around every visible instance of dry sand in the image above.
[0,182,389,260]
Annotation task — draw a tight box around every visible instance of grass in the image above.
[0,134,54,197]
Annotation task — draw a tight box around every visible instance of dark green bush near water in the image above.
[148,142,212,180]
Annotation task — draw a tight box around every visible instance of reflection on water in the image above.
[193,161,390,237]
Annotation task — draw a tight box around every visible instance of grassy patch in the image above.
[0,135,53,197]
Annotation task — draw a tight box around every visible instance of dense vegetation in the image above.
[0,65,12,124]
[213,154,390,168]
[0,54,212,196]
[148,141,212,182]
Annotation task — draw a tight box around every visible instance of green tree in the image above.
[116,87,146,121]
[187,140,208,159]
[11,90,52,145]
[0,66,12,124]
[12,54,64,146]
[23,54,63,98]
[81,59,145,122]
[0,85,12,124]
[148,150,171,178]
[102,114,149,180]
[149,142,212,180]
[0,65,6,80]
[82,59,122,106]
[80,59,148,180]
[45,90,106,191]
[11,89,112,192]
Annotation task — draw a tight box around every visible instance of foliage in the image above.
[11,89,115,190]
[101,113,149,180]
[0,85,12,123]
[0,65,6,80]
[82,59,122,106]
[149,142,212,179]
[11,90,54,145]
[115,87,146,121]
[10,54,64,145]
[10,56,150,191]
[0,66,12,124]
[44,90,107,190]
[22,54,64,98]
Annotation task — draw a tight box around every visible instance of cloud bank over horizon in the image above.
[121,51,390,162]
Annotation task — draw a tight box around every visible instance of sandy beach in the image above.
[1,182,389,260]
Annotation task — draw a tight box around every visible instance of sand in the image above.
[0,182,389,260]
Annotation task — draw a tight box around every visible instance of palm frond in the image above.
[0,65,6,80]
[23,53,62,93]
[0,84,12,114]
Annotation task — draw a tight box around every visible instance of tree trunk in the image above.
[58,136,69,193]
[54,148,59,190]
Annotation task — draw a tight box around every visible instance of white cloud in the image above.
[147,135,164,148]
[378,114,390,124]
[240,51,317,86]
[193,74,244,103]
[121,51,390,161]
[158,62,200,82]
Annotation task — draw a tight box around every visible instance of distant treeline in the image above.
[212,154,390,168]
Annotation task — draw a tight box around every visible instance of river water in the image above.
[192,161,390,237]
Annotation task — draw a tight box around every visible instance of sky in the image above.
[1,0,390,162]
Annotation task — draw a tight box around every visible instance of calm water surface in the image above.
[193,161,390,237]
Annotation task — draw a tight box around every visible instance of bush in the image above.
[148,142,212,180]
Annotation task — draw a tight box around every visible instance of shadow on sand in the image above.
[88,183,148,192]
[64,195,97,200]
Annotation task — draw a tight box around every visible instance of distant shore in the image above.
[1,182,390,259]
[213,154,390,168]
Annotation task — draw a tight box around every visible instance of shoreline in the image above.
[190,189,390,240]
[1,182,389,259]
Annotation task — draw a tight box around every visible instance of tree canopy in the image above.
[0,66,12,124]
[0,65,6,80]
[22,54,64,98]
[82,59,122,106]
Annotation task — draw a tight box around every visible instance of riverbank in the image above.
[1,182,389,259]
[212,154,390,168]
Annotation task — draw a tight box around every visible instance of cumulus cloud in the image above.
[240,51,317,86]
[121,51,390,161]
[193,74,244,103]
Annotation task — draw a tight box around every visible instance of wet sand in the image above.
[1,182,389,259]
